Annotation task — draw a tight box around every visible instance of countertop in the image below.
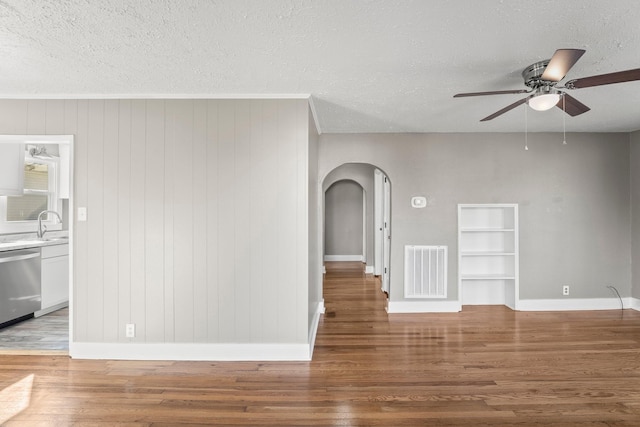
[0,231,69,252]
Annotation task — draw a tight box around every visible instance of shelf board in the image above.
[461,252,515,257]
[460,228,515,232]
[461,274,516,280]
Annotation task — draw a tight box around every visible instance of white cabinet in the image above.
[0,142,25,195]
[37,243,69,316]
[458,204,519,309]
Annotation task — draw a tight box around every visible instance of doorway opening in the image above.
[0,135,74,355]
[321,163,391,306]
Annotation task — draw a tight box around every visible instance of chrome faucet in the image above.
[37,210,62,239]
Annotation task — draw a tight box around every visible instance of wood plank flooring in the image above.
[1,261,640,425]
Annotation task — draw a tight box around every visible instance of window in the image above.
[7,162,54,221]
[0,152,62,234]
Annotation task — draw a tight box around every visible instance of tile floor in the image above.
[0,307,68,353]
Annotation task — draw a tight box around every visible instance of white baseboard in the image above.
[387,300,462,313]
[70,342,312,361]
[365,265,374,274]
[34,301,69,318]
[71,301,328,362]
[517,297,631,311]
[628,297,640,311]
[324,255,363,262]
[308,300,325,358]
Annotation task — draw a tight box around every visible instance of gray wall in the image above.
[319,132,631,303]
[322,163,376,265]
[0,98,312,345]
[632,130,640,299]
[324,180,363,256]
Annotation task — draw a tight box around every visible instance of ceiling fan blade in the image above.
[541,49,586,82]
[556,93,590,116]
[564,68,640,89]
[480,96,532,121]
[454,89,529,97]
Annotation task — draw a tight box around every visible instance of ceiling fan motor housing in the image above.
[522,59,555,88]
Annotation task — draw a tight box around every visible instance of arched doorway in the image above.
[321,163,391,297]
[324,180,365,263]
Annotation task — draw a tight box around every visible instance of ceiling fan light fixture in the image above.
[528,90,561,111]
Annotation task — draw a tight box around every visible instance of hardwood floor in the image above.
[1,261,640,426]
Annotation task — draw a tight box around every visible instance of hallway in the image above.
[0,262,640,425]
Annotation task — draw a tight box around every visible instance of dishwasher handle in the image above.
[0,252,41,263]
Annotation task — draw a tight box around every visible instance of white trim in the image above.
[308,300,325,358]
[631,298,640,311]
[517,297,630,311]
[34,301,68,318]
[324,255,363,262]
[0,135,74,143]
[0,93,312,100]
[70,342,312,361]
[386,300,462,313]
[308,96,322,135]
[365,265,374,274]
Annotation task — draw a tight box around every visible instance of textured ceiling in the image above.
[1,0,639,133]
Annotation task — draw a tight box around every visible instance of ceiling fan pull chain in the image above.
[562,94,567,145]
[524,102,529,151]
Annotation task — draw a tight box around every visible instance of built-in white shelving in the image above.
[458,204,519,309]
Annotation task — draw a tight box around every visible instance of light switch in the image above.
[77,207,87,221]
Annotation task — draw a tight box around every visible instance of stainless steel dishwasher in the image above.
[0,248,41,325]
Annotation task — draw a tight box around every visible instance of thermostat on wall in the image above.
[411,196,427,208]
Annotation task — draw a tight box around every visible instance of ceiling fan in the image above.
[454,48,640,121]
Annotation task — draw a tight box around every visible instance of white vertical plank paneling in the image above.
[249,101,265,340]
[206,100,220,342]
[0,98,311,348]
[234,101,252,342]
[63,100,78,343]
[260,101,280,342]
[295,101,309,342]
[117,100,132,341]
[63,100,78,137]
[26,100,46,134]
[86,100,105,341]
[129,100,147,340]
[102,100,120,341]
[162,101,175,342]
[173,100,194,342]
[0,100,27,132]
[45,100,65,134]
[217,101,236,341]
[192,100,208,341]
[277,100,300,341]
[144,100,166,342]
[74,100,89,341]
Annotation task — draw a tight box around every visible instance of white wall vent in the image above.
[404,245,447,298]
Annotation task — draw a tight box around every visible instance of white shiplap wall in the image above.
[0,98,312,353]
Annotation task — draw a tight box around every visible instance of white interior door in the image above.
[374,170,383,276]
[382,176,391,294]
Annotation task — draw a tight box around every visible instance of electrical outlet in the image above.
[562,285,570,296]
[125,323,135,338]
